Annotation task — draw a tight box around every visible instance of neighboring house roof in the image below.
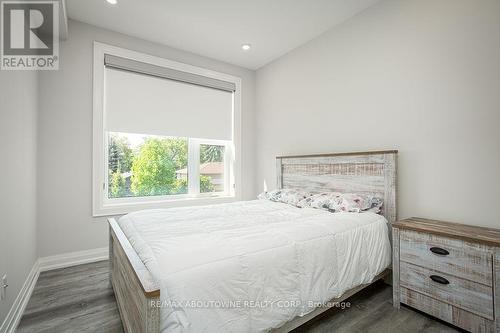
[176,162,223,175]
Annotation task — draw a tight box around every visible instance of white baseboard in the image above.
[0,260,40,333]
[0,247,109,333]
[38,247,109,272]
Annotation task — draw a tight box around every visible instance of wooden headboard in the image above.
[276,150,398,223]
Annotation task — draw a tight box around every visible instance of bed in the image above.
[108,150,398,333]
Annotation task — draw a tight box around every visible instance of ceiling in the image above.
[66,0,380,70]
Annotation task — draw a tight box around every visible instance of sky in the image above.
[110,131,181,149]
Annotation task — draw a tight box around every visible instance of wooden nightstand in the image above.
[392,217,500,332]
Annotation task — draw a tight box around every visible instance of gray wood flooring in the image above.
[17,261,122,333]
[17,261,462,333]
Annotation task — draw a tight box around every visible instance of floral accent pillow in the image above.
[296,192,342,209]
[297,192,383,213]
[338,193,383,213]
[258,189,313,207]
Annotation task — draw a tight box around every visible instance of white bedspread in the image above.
[118,200,391,333]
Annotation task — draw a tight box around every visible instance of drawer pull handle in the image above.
[430,247,449,256]
[430,275,449,285]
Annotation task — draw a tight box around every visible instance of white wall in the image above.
[37,20,256,257]
[0,71,38,324]
[255,0,500,228]
[12,0,500,265]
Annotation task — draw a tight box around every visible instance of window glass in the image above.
[199,144,225,193]
[107,132,188,198]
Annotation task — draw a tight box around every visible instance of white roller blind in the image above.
[105,67,234,140]
[105,54,236,92]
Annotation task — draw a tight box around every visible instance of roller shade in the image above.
[104,66,234,140]
[104,54,236,92]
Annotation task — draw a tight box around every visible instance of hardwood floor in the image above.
[17,261,122,333]
[17,261,462,333]
[292,283,463,333]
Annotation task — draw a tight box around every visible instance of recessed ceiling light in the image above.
[106,0,117,4]
[241,44,251,51]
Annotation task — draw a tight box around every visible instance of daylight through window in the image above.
[101,52,236,205]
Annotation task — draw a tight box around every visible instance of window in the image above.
[93,42,241,216]
[199,143,226,193]
[106,134,231,199]
[107,133,189,199]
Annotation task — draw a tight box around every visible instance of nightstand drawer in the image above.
[400,230,493,286]
[400,287,496,332]
[400,261,494,320]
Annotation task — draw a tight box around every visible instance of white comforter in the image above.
[118,200,391,333]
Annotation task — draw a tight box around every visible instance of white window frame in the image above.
[92,42,242,216]
[188,138,233,197]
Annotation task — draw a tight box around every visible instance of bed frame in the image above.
[108,150,398,333]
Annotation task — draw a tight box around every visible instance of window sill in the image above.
[93,194,238,217]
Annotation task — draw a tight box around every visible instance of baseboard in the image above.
[38,247,109,272]
[0,247,110,333]
[0,260,40,333]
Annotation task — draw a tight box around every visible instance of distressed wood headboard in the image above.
[276,150,398,223]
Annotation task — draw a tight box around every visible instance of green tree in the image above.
[200,175,215,192]
[131,138,188,196]
[171,176,215,193]
[200,145,224,163]
[108,134,134,173]
[172,179,188,194]
[110,169,126,198]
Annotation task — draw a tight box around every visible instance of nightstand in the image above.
[392,217,500,332]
